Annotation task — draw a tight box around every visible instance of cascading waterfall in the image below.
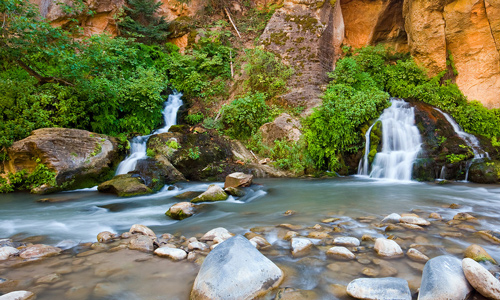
[358,99,422,181]
[115,92,183,175]
[434,108,488,181]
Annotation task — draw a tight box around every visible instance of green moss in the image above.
[270,32,289,45]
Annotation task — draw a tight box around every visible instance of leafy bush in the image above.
[0,160,57,193]
[185,113,204,125]
[221,92,270,139]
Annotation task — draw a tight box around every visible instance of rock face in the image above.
[191,184,228,203]
[418,255,473,300]
[224,172,253,189]
[346,277,412,300]
[97,174,152,197]
[259,113,302,147]
[3,128,123,193]
[462,258,500,300]
[190,235,284,300]
[165,202,195,220]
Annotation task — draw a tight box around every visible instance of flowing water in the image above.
[1,178,500,299]
[115,92,183,175]
[358,99,422,181]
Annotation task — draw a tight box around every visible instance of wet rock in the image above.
[96,231,115,243]
[154,247,187,261]
[249,236,271,250]
[200,227,233,243]
[418,255,473,300]
[362,267,380,277]
[128,235,154,252]
[449,203,462,209]
[362,235,376,242]
[224,172,253,189]
[65,285,93,300]
[382,213,402,224]
[284,210,296,216]
[224,187,246,197]
[129,224,156,238]
[308,231,330,239]
[469,160,500,184]
[429,212,442,219]
[477,231,500,244]
[274,287,317,300]
[0,247,19,260]
[464,244,497,264]
[453,213,478,223]
[93,282,121,298]
[19,244,62,259]
[440,232,463,238]
[291,238,313,257]
[97,174,152,197]
[327,246,355,260]
[400,223,425,231]
[400,216,430,226]
[165,202,195,220]
[462,258,500,300]
[333,237,360,247]
[278,224,303,231]
[0,291,36,300]
[374,238,403,258]
[322,217,340,223]
[191,184,228,203]
[175,191,202,199]
[407,248,429,263]
[346,277,411,300]
[190,235,283,300]
[36,273,61,284]
[284,231,298,241]
[385,224,405,232]
[188,241,208,251]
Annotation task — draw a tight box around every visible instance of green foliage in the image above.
[185,113,204,125]
[221,92,270,139]
[117,0,170,44]
[166,140,180,149]
[446,153,469,164]
[270,139,313,173]
[146,148,156,157]
[0,159,57,193]
[188,146,201,160]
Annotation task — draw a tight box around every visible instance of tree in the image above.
[117,0,170,44]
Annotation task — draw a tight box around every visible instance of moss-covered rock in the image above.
[368,121,383,165]
[132,157,184,191]
[191,184,228,203]
[468,159,500,184]
[464,244,497,264]
[97,174,152,197]
[165,202,195,220]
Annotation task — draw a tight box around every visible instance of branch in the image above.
[224,7,241,39]
[16,59,74,86]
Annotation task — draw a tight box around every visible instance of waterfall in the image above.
[115,92,183,175]
[358,99,422,181]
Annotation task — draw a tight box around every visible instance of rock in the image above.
[382,213,402,223]
[93,282,121,298]
[188,242,208,251]
[128,236,154,252]
[400,216,430,226]
[191,184,228,203]
[165,202,195,220]
[190,235,283,300]
[469,160,500,183]
[453,212,478,223]
[362,267,380,277]
[0,247,19,260]
[477,230,500,244]
[36,273,61,284]
[429,212,442,219]
[97,174,152,197]
[19,244,61,259]
[259,113,302,147]
[96,231,115,243]
[418,255,473,300]
[154,247,187,261]
[224,187,246,197]
[3,128,123,193]
[462,258,500,300]
[0,291,36,300]
[449,203,462,209]
[284,231,298,241]
[291,238,313,257]
[200,227,233,243]
[249,236,271,249]
[333,237,360,247]
[374,238,403,258]
[346,277,411,300]
[175,191,202,199]
[326,246,356,260]
[132,157,185,191]
[224,172,253,189]
[407,248,429,263]
[129,224,156,238]
[464,244,497,264]
[308,231,330,239]
[274,287,318,300]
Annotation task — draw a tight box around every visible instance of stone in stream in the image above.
[462,258,500,300]
[154,247,187,261]
[382,213,402,224]
[400,216,430,226]
[453,212,478,223]
[407,248,429,263]
[19,244,62,259]
[96,231,115,243]
[346,277,411,300]
[128,235,155,252]
[0,247,19,261]
[165,202,195,220]
[129,224,156,238]
[333,237,360,247]
[477,230,500,244]
[418,255,473,300]
[326,246,356,260]
[274,287,318,299]
[190,235,283,300]
[0,291,36,300]
[374,238,403,258]
[224,187,246,197]
[464,244,497,264]
[191,184,228,203]
[224,172,253,189]
[200,227,234,243]
[97,174,152,197]
[290,238,313,257]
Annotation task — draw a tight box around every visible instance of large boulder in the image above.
[190,235,284,300]
[191,184,228,203]
[258,113,302,147]
[19,244,62,259]
[2,128,124,193]
[347,277,411,300]
[462,258,500,300]
[469,160,500,184]
[97,174,152,197]
[418,255,473,300]
[224,172,253,189]
[132,157,185,191]
[165,202,195,220]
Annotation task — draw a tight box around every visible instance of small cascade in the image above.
[358,99,422,181]
[115,92,183,175]
[358,123,376,176]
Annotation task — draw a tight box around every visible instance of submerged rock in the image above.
[0,291,36,300]
[128,235,154,252]
[346,277,411,300]
[326,246,356,260]
[224,187,246,197]
[274,287,317,300]
[165,202,195,220]
[19,244,62,259]
[97,174,152,197]
[477,230,500,244]
[400,216,430,226]
[224,172,253,189]
[290,238,313,257]
[407,248,429,263]
[462,258,500,300]
[374,238,403,258]
[464,244,497,264]
[418,255,473,300]
[190,235,283,300]
[191,184,228,203]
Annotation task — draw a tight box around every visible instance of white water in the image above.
[358,99,422,181]
[115,92,183,175]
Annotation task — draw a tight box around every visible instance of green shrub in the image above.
[0,159,56,193]
[185,113,204,125]
[221,92,270,139]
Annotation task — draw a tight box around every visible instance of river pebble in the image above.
[407,248,429,263]
[291,238,313,257]
[154,247,187,261]
[333,237,360,247]
[128,235,154,252]
[464,244,497,264]
[327,246,355,260]
[346,277,411,300]
[374,238,403,258]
